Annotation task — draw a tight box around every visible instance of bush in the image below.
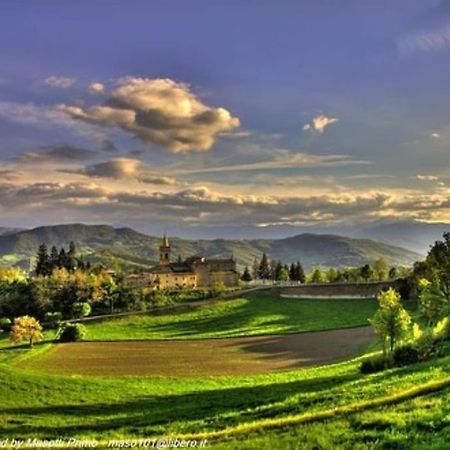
[0,317,12,333]
[44,312,62,329]
[58,323,87,342]
[72,302,91,319]
[392,344,420,366]
[360,355,388,374]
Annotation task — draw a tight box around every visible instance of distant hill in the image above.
[0,223,422,271]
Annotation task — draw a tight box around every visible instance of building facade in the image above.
[129,234,239,289]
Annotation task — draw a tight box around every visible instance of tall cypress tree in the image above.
[241,266,252,282]
[35,244,50,276]
[50,245,59,270]
[67,241,76,271]
[258,253,270,280]
[296,261,306,283]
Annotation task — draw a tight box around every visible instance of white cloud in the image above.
[303,114,338,134]
[417,174,439,182]
[88,82,105,94]
[58,77,240,153]
[44,76,76,88]
[431,132,441,138]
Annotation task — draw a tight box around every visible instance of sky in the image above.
[1,0,450,238]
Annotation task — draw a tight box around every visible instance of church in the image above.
[127,234,239,289]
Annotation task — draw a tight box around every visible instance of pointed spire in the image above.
[162,233,169,247]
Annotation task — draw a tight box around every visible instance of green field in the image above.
[84,291,386,340]
[1,290,447,449]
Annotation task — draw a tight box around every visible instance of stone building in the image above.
[130,234,239,289]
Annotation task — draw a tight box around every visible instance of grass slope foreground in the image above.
[1,289,447,449]
[0,223,421,270]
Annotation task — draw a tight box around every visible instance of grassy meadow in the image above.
[83,290,385,340]
[1,289,446,449]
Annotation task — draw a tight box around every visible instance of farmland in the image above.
[1,289,448,449]
[82,290,385,340]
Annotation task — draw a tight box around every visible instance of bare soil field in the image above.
[20,326,375,377]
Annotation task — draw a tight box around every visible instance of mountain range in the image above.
[0,223,422,272]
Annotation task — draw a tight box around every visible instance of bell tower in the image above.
[159,233,171,265]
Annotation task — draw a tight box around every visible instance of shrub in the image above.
[58,323,87,342]
[360,355,388,374]
[44,312,62,329]
[72,302,91,319]
[0,317,12,333]
[392,344,420,366]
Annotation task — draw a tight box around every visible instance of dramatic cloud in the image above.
[88,82,105,94]
[44,76,76,88]
[2,179,450,227]
[57,77,241,153]
[75,158,177,185]
[303,114,338,133]
[16,145,97,164]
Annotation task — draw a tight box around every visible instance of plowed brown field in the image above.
[21,326,374,376]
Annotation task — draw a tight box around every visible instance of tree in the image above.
[418,279,449,326]
[251,258,259,280]
[296,261,306,284]
[425,232,450,298]
[274,260,283,281]
[310,268,323,283]
[278,267,289,282]
[388,266,398,279]
[360,264,373,282]
[35,244,50,276]
[326,267,338,283]
[241,266,252,282]
[258,253,271,280]
[10,315,43,348]
[370,288,411,355]
[50,246,59,270]
[67,241,76,271]
[373,258,388,281]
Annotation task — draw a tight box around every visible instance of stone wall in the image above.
[280,279,407,299]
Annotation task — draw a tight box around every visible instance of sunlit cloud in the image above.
[303,114,338,133]
[88,82,105,94]
[58,77,241,153]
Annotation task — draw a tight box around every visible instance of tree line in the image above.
[35,242,91,276]
[242,252,401,283]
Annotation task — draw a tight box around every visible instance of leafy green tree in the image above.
[373,258,388,280]
[425,232,450,298]
[388,266,398,279]
[326,267,338,283]
[241,266,252,282]
[418,279,449,326]
[278,267,289,282]
[310,268,323,283]
[360,264,373,281]
[258,253,271,280]
[370,288,411,355]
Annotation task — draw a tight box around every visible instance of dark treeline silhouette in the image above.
[35,241,90,276]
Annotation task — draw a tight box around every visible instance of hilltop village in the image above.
[126,234,239,289]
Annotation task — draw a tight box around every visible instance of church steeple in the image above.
[159,233,171,265]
